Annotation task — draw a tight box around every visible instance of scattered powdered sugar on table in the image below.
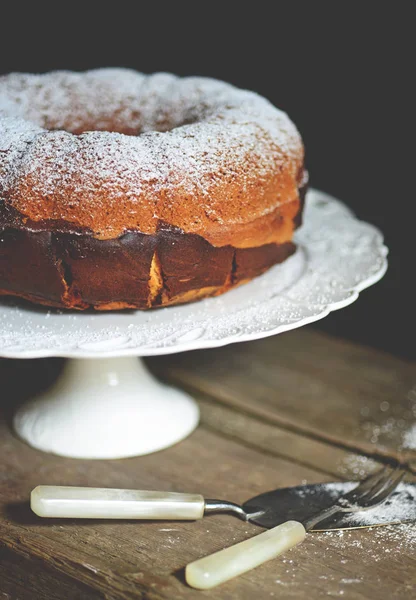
[403,423,416,451]
[336,385,416,481]
[337,454,379,479]
[317,523,416,556]
[270,520,415,597]
[271,515,415,595]
[359,384,416,456]
[401,386,416,452]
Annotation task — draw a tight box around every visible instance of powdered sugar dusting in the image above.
[337,454,380,479]
[0,116,43,192]
[402,387,416,451]
[273,522,414,596]
[403,424,416,450]
[0,69,303,239]
[318,482,416,529]
[316,523,416,556]
[353,384,416,460]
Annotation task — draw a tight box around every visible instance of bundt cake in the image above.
[0,69,307,310]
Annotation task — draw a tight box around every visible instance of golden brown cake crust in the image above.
[0,69,307,310]
[0,69,305,248]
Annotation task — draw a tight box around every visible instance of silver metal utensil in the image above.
[186,465,407,589]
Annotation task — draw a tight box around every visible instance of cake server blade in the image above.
[243,480,416,530]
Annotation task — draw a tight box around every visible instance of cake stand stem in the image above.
[13,356,199,459]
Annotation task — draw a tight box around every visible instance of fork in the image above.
[186,465,406,590]
[303,463,405,530]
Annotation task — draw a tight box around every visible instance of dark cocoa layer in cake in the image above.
[0,226,296,310]
[0,180,306,310]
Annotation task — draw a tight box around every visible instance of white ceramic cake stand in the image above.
[0,190,388,459]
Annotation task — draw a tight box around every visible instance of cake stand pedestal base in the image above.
[13,357,199,459]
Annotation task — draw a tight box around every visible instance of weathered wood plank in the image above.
[0,414,329,600]
[194,393,381,479]
[1,411,414,600]
[1,329,415,600]
[0,545,103,600]
[150,328,416,463]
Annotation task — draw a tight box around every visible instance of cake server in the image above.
[30,468,414,529]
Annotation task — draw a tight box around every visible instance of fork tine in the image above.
[342,466,394,503]
[359,467,402,500]
[363,469,405,507]
[349,466,396,503]
[303,465,404,530]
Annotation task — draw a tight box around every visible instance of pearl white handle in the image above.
[31,486,205,520]
[186,520,306,590]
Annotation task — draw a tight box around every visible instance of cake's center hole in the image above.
[44,111,198,137]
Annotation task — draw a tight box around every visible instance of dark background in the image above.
[1,6,414,360]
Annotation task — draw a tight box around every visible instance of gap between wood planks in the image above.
[147,329,416,470]
[194,394,415,478]
[149,368,416,479]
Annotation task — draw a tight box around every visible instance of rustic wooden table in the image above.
[0,327,415,599]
